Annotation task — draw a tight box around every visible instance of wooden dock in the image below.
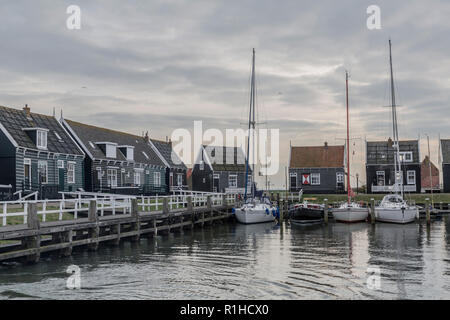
[0,191,238,263]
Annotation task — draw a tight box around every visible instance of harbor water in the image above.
[0,218,449,300]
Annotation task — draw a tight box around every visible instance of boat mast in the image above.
[244,48,256,200]
[251,48,256,199]
[346,71,351,204]
[389,39,403,198]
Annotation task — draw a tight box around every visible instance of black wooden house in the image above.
[366,139,421,193]
[61,118,167,195]
[440,139,450,193]
[0,105,85,199]
[192,145,251,193]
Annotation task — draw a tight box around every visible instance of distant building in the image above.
[61,118,167,195]
[366,139,421,194]
[289,142,345,194]
[440,139,450,193]
[149,139,188,192]
[421,156,440,193]
[191,145,251,193]
[0,105,85,199]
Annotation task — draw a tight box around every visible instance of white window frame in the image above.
[38,160,48,184]
[199,161,204,171]
[336,172,344,184]
[67,162,76,184]
[36,130,48,150]
[24,158,31,190]
[134,171,141,186]
[107,169,118,187]
[407,170,416,185]
[399,151,413,163]
[177,173,183,186]
[229,174,237,188]
[376,171,385,186]
[154,171,161,187]
[290,172,297,188]
[311,173,320,185]
[57,160,64,169]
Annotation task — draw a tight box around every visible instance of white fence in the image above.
[0,191,237,228]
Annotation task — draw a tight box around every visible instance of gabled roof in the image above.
[0,105,83,155]
[63,119,165,166]
[202,145,249,172]
[150,139,187,170]
[421,156,439,189]
[366,139,420,165]
[441,139,450,164]
[289,144,344,168]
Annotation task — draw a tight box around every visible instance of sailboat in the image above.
[234,49,278,224]
[375,40,418,224]
[332,71,369,223]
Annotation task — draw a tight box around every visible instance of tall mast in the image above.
[251,48,256,198]
[346,71,351,204]
[389,39,403,197]
[244,48,255,200]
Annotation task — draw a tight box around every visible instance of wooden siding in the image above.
[289,167,345,194]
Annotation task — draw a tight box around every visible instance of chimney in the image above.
[324,141,328,149]
[168,138,172,147]
[144,131,149,143]
[23,104,31,117]
[166,136,168,143]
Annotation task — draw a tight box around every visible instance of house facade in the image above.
[421,156,440,193]
[61,119,167,195]
[440,139,450,193]
[149,139,188,192]
[366,139,421,194]
[192,145,251,193]
[289,143,345,194]
[0,105,85,199]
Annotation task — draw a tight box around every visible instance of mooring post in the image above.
[370,198,375,224]
[207,195,213,225]
[131,198,140,242]
[187,196,194,229]
[323,199,328,224]
[440,202,443,211]
[88,200,99,251]
[222,194,227,209]
[162,197,170,234]
[426,198,431,224]
[25,203,40,263]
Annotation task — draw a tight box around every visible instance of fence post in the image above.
[25,203,40,263]
[88,200,99,251]
[323,199,328,224]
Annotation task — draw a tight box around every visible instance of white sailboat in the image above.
[234,49,278,224]
[375,40,418,224]
[332,71,369,223]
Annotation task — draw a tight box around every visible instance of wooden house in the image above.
[192,145,251,193]
[149,139,188,192]
[0,105,85,199]
[366,139,421,193]
[440,139,450,193]
[61,118,167,195]
[289,142,345,194]
[420,156,440,193]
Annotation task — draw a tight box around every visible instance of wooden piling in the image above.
[88,200,99,251]
[25,203,40,263]
[187,196,194,229]
[131,198,140,242]
[426,198,431,224]
[323,199,328,224]
[370,198,376,224]
[207,196,213,225]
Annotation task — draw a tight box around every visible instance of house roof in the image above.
[441,139,450,164]
[150,139,187,170]
[421,156,439,189]
[63,119,165,166]
[366,140,420,165]
[0,105,83,155]
[203,145,249,172]
[289,144,344,168]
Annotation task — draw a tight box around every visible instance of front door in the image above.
[213,174,220,192]
[24,159,31,190]
[58,168,65,191]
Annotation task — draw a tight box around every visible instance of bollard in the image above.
[323,199,328,224]
[425,198,431,224]
[370,198,375,224]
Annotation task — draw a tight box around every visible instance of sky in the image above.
[1,0,449,189]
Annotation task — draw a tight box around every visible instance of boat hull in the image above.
[289,207,324,225]
[332,207,369,223]
[375,207,417,224]
[234,209,276,224]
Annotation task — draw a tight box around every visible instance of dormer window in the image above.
[118,145,135,161]
[22,128,49,150]
[95,142,118,158]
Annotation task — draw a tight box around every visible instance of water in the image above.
[0,218,449,300]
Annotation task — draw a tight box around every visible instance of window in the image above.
[407,170,416,185]
[200,161,204,170]
[105,144,117,158]
[134,172,141,186]
[311,173,320,185]
[399,152,413,163]
[67,162,75,184]
[177,173,183,186]
[38,161,48,184]
[336,172,344,183]
[57,160,64,169]
[107,169,118,187]
[169,172,173,186]
[154,172,161,187]
[36,130,47,149]
[24,159,31,190]
[229,174,237,188]
[376,171,385,186]
[290,172,297,189]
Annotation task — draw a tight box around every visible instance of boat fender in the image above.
[265,208,270,215]
[231,208,236,214]
[272,209,276,217]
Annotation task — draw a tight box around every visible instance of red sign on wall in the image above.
[302,174,310,185]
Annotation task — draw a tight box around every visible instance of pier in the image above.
[0,191,238,263]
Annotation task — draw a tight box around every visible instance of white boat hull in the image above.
[234,209,276,224]
[332,207,369,223]
[375,207,417,224]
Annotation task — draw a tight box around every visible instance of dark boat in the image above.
[288,202,325,225]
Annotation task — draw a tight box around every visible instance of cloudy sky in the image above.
[1,0,449,188]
